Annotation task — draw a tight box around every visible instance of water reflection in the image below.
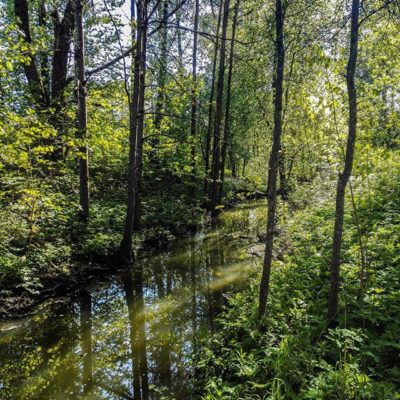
[80,290,93,397]
[122,267,149,400]
[0,200,266,399]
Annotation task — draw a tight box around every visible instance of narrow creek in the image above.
[0,200,266,399]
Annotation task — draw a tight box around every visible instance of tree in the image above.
[153,0,169,149]
[327,0,360,326]
[203,0,224,198]
[120,0,148,261]
[208,0,230,215]
[258,0,285,317]
[133,0,149,232]
[75,0,89,221]
[218,0,240,203]
[190,0,200,182]
[13,0,76,157]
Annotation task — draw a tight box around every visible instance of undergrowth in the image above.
[192,156,400,399]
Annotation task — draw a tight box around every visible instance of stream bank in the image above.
[0,200,267,399]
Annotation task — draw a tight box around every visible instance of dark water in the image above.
[0,201,266,400]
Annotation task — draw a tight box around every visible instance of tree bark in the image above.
[13,0,75,108]
[190,0,200,185]
[258,0,285,317]
[39,1,50,102]
[208,0,230,215]
[51,0,76,108]
[133,0,148,231]
[120,0,143,261]
[14,0,47,106]
[176,9,183,65]
[218,0,239,203]
[327,0,360,326]
[75,0,90,221]
[153,0,169,145]
[203,0,224,198]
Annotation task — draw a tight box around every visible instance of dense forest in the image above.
[0,0,399,398]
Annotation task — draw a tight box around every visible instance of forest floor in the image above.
[192,158,400,399]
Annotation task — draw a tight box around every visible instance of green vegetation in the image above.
[194,154,400,399]
[0,0,400,398]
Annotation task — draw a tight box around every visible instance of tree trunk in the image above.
[258,0,285,317]
[218,0,239,203]
[133,0,148,231]
[14,0,47,106]
[208,0,230,215]
[51,0,76,108]
[154,0,169,139]
[190,0,200,186]
[75,0,90,221]
[39,1,50,100]
[327,0,360,326]
[14,0,76,159]
[176,10,183,65]
[13,0,75,108]
[203,0,224,197]
[278,147,288,200]
[229,147,237,177]
[50,0,76,160]
[120,0,143,261]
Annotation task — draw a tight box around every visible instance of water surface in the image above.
[0,200,266,399]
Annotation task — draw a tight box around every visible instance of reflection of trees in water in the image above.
[0,203,264,399]
[0,302,80,399]
[79,289,93,397]
[209,219,226,330]
[154,257,172,388]
[122,267,149,400]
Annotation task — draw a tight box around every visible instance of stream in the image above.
[0,200,266,399]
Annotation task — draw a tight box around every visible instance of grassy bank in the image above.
[192,155,400,399]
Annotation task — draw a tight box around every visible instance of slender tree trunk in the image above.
[14,0,47,106]
[278,148,288,200]
[208,0,230,215]
[133,0,148,231]
[242,156,247,176]
[218,0,239,203]
[121,0,142,261]
[154,0,169,136]
[229,148,237,177]
[190,0,200,186]
[278,51,296,199]
[203,0,223,197]
[327,0,360,326]
[258,0,285,317]
[176,10,183,65]
[38,1,50,99]
[75,0,89,221]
